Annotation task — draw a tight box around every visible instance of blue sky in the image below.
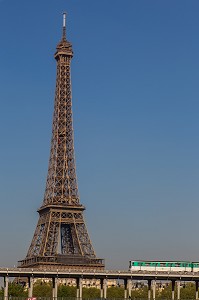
[0,0,199,270]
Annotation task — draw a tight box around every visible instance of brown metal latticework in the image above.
[19,14,104,270]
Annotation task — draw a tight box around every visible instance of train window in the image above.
[172,263,175,267]
[160,263,165,267]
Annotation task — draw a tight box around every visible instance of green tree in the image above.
[33,280,52,297]
[180,282,195,299]
[82,287,100,298]
[158,283,172,299]
[58,285,76,297]
[131,286,148,299]
[156,282,196,299]
[107,286,124,298]
[8,283,27,297]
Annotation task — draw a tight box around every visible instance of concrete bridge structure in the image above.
[1,268,199,300]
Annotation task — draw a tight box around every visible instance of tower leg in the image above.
[196,281,198,299]
[172,280,175,300]
[103,278,107,299]
[28,277,33,298]
[127,279,132,298]
[148,280,151,300]
[4,276,9,300]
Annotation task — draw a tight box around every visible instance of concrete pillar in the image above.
[79,278,82,299]
[76,278,80,299]
[4,276,9,300]
[127,279,132,298]
[177,281,180,300]
[100,278,103,299]
[196,281,198,300]
[103,278,107,299]
[76,278,83,299]
[28,277,34,298]
[148,280,151,300]
[152,281,156,300]
[124,279,128,299]
[52,277,58,300]
[172,280,175,300]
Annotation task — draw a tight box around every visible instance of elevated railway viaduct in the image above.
[1,268,199,300]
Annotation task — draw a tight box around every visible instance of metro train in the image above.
[129,260,199,272]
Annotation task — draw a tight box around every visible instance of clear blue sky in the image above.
[0,0,199,270]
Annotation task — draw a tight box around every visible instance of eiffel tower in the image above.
[19,14,104,270]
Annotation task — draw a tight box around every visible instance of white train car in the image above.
[192,262,199,272]
[129,260,192,272]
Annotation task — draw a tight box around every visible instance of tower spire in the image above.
[62,12,66,40]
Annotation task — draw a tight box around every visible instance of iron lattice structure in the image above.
[19,14,104,270]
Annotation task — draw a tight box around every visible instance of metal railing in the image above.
[18,256,105,268]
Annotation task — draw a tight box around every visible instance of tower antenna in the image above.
[63,12,66,40]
